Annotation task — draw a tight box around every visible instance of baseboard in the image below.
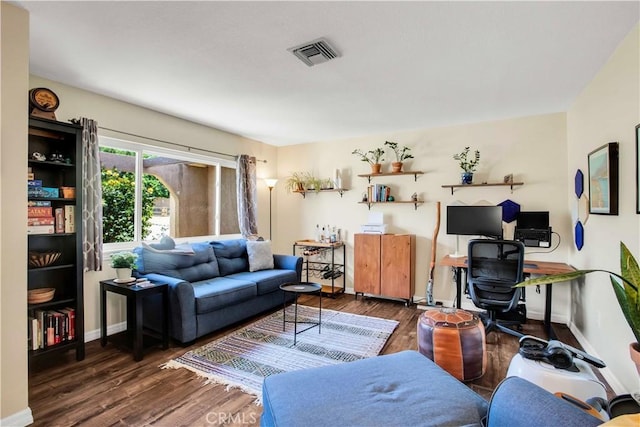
[568,320,626,395]
[1,407,33,427]
[84,321,126,343]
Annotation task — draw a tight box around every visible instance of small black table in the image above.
[100,279,169,361]
[279,282,322,345]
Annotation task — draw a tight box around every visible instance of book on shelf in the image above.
[27,206,53,217]
[30,308,76,350]
[64,205,75,233]
[27,225,55,234]
[27,217,55,226]
[28,200,52,207]
[55,208,64,233]
[28,179,43,187]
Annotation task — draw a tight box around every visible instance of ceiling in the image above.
[13,1,640,146]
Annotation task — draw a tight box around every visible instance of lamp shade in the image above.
[264,178,278,189]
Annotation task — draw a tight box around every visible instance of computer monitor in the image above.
[446,205,503,239]
[516,211,549,230]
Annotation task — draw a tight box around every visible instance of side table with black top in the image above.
[280,282,322,345]
[100,279,169,361]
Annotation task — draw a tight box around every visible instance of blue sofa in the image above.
[261,350,602,427]
[134,238,302,343]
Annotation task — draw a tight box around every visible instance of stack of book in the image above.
[28,307,76,350]
[366,184,391,202]
[27,203,55,234]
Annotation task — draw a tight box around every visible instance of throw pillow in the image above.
[246,240,274,272]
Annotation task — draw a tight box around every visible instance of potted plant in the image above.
[515,242,640,374]
[352,147,385,174]
[453,147,480,184]
[284,172,309,193]
[384,141,414,173]
[110,251,138,281]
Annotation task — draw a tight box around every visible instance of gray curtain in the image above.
[80,118,103,271]
[236,155,258,237]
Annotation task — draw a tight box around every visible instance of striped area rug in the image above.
[162,306,398,403]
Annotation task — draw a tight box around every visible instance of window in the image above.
[99,137,239,248]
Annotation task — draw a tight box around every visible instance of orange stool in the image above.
[417,308,487,382]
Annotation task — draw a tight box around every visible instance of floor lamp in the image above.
[264,178,278,240]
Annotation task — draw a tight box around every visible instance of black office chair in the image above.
[467,239,526,337]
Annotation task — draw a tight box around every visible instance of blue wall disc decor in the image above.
[574,169,584,199]
[574,221,584,250]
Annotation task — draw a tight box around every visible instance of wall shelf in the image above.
[292,188,348,198]
[441,182,524,195]
[358,200,424,210]
[358,170,423,183]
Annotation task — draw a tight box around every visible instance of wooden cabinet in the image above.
[354,233,415,305]
[27,117,84,362]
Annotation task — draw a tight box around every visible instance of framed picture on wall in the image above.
[588,142,619,215]
[636,124,640,214]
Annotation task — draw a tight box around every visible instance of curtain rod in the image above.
[98,125,267,163]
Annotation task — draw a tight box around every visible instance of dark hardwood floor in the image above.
[28,294,610,426]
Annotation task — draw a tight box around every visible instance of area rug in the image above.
[162,306,398,403]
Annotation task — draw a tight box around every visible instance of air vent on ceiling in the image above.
[288,38,340,67]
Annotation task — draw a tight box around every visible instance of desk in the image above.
[440,255,574,339]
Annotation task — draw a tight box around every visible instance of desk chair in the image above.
[467,239,525,337]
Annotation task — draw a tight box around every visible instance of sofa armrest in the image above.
[139,273,197,343]
[273,254,303,282]
[486,377,602,427]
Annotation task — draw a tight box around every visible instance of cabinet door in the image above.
[381,234,414,299]
[354,234,381,294]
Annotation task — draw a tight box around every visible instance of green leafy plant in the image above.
[110,251,138,269]
[453,147,481,173]
[352,148,385,165]
[515,242,640,343]
[384,141,414,162]
[284,171,309,193]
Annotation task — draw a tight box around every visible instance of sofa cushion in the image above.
[227,269,299,295]
[246,240,275,272]
[192,277,257,313]
[134,242,220,281]
[210,239,249,276]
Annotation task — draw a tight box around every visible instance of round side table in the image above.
[279,282,322,345]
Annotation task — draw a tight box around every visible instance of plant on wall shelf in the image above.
[515,241,640,374]
[385,141,413,172]
[352,148,385,174]
[284,171,309,193]
[453,146,480,184]
[453,146,480,172]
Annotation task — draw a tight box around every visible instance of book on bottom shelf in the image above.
[31,307,76,350]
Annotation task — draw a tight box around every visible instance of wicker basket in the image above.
[28,250,62,268]
[28,287,55,304]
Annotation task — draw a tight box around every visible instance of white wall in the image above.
[28,76,279,341]
[276,113,571,321]
[1,3,32,424]
[566,24,640,393]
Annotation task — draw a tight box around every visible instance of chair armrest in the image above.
[273,254,303,282]
[486,377,602,427]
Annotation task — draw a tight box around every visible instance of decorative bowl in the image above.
[28,250,62,268]
[28,287,55,304]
